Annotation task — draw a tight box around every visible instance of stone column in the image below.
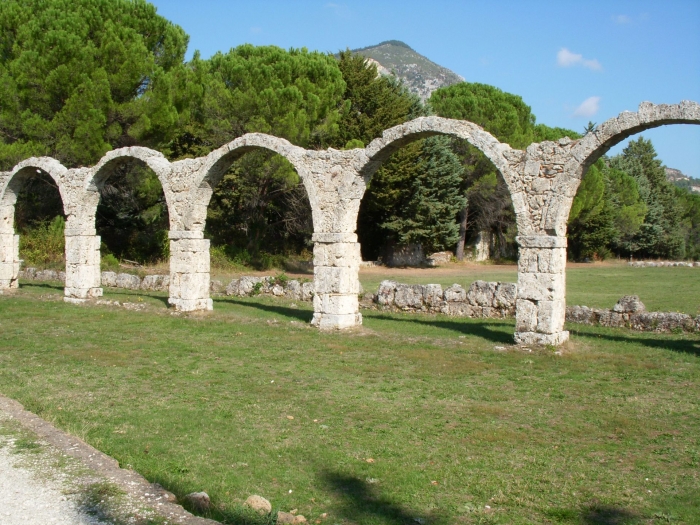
[514,235,569,345]
[64,232,102,302]
[311,233,362,329]
[168,230,212,311]
[0,231,20,290]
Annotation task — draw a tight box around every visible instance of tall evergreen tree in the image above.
[609,137,685,258]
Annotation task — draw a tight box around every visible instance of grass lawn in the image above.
[0,281,699,525]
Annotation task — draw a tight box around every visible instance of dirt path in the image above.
[0,395,219,525]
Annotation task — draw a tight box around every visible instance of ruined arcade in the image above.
[1,100,698,345]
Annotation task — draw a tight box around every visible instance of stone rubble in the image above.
[2,101,698,345]
[628,260,700,267]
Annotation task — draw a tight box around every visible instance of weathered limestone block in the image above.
[314,265,360,295]
[514,330,570,346]
[566,305,594,324]
[467,280,497,307]
[101,271,117,287]
[441,302,478,316]
[19,267,37,280]
[285,279,302,300]
[226,276,270,296]
[515,299,538,332]
[422,284,443,306]
[36,269,60,281]
[0,233,19,287]
[376,280,397,305]
[169,236,211,311]
[536,300,566,334]
[517,272,565,302]
[301,281,315,301]
[613,295,645,313]
[443,284,466,302]
[393,284,424,309]
[116,273,141,290]
[494,282,517,308]
[64,234,102,300]
[169,272,212,311]
[141,274,170,291]
[313,293,358,315]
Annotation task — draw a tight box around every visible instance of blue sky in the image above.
[150,0,700,177]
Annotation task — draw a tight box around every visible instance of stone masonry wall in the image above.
[370,280,517,318]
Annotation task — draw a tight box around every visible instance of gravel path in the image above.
[0,441,103,525]
[0,395,219,525]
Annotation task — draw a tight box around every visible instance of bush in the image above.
[101,254,120,271]
[19,215,65,268]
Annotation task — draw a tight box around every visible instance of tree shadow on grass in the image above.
[547,502,641,524]
[217,297,314,323]
[364,312,515,344]
[569,325,700,357]
[319,470,449,525]
[19,281,63,292]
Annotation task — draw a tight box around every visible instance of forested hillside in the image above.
[2,0,699,268]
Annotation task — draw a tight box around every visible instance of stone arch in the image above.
[545,101,700,235]
[0,158,70,290]
[167,134,310,312]
[182,133,311,233]
[1,157,70,210]
[87,147,174,227]
[355,116,521,260]
[360,116,528,239]
[363,116,515,183]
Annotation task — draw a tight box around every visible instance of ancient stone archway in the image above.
[1,100,698,345]
[165,134,311,312]
[512,100,700,345]
[61,147,175,302]
[0,158,71,291]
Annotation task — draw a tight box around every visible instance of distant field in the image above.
[1,283,699,524]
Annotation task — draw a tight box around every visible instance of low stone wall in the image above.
[224,276,315,301]
[566,295,699,333]
[367,280,517,318]
[19,268,66,283]
[628,261,700,268]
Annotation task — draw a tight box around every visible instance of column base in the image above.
[169,298,213,312]
[311,312,362,330]
[514,331,569,346]
[65,287,103,301]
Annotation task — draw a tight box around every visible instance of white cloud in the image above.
[573,96,601,118]
[324,2,351,18]
[557,48,602,71]
[250,26,262,34]
[613,14,631,24]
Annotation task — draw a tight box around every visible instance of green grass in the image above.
[0,282,699,524]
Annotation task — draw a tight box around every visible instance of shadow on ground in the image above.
[547,502,641,524]
[217,297,314,323]
[319,471,449,525]
[570,325,700,356]
[364,312,515,344]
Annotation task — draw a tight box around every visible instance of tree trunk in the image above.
[455,203,469,260]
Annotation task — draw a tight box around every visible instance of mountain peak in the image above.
[350,41,464,102]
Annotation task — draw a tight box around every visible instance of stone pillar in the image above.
[514,235,569,345]
[0,232,20,289]
[64,232,102,302]
[310,233,362,329]
[168,230,212,311]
